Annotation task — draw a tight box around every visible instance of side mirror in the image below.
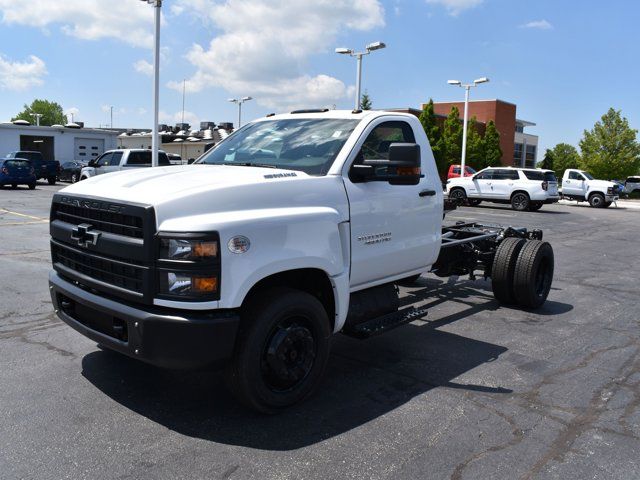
[351,143,422,185]
[87,159,96,167]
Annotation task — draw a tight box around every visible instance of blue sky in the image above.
[0,0,638,157]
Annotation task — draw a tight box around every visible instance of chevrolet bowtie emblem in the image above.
[71,223,101,247]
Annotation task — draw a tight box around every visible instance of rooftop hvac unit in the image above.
[175,122,190,131]
[219,122,234,130]
[12,119,30,126]
[158,124,169,132]
[75,122,84,128]
[200,121,216,130]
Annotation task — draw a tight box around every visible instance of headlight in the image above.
[159,238,218,261]
[157,233,221,301]
[159,271,218,297]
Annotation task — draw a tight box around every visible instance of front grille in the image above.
[52,242,145,294]
[53,203,143,238]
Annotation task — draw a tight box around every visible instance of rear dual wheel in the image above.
[492,239,554,308]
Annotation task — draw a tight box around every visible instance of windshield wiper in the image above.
[224,162,278,169]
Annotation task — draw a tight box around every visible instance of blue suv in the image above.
[0,158,36,189]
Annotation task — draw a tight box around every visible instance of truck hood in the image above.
[586,179,616,189]
[58,164,349,228]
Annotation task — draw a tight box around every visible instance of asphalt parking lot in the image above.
[1,183,639,480]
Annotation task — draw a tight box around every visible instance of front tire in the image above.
[589,193,605,208]
[513,240,554,308]
[449,188,467,205]
[226,287,331,413]
[48,177,56,185]
[511,192,530,211]
[11,183,17,189]
[28,183,36,190]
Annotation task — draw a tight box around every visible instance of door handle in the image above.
[419,189,436,197]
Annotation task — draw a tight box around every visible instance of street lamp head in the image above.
[447,80,462,86]
[228,98,238,103]
[241,96,252,102]
[474,77,489,84]
[335,47,352,55]
[366,41,386,52]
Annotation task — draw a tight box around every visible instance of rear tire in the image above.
[226,287,331,414]
[589,193,605,208]
[513,240,554,308]
[511,192,530,211]
[528,202,543,211]
[491,237,526,304]
[47,177,56,185]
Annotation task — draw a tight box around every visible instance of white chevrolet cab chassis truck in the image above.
[49,110,555,413]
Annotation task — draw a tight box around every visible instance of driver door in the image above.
[563,171,586,196]
[343,119,442,289]
[93,152,113,175]
[471,169,495,198]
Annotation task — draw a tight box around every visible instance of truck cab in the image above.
[80,149,171,180]
[561,168,619,207]
[49,110,554,412]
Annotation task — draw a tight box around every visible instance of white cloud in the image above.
[520,19,553,30]
[0,54,47,91]
[134,59,154,76]
[0,0,155,48]
[169,0,384,111]
[425,0,483,16]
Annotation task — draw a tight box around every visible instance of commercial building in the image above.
[0,122,118,163]
[430,99,539,168]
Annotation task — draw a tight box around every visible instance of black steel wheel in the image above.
[589,193,605,208]
[511,192,530,211]
[449,188,467,205]
[226,287,331,413]
[491,237,526,304]
[513,240,554,308]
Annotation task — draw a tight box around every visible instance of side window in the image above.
[158,152,171,166]
[96,152,113,167]
[360,121,416,161]
[475,170,493,180]
[111,151,123,165]
[568,171,582,180]
[126,151,151,165]
[494,169,519,180]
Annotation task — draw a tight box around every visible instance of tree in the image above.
[552,143,581,179]
[483,120,502,167]
[361,91,372,110]
[464,116,485,170]
[439,106,463,169]
[579,108,640,179]
[12,99,66,126]
[537,149,554,170]
[419,99,445,174]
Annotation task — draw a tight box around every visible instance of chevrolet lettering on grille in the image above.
[70,223,101,247]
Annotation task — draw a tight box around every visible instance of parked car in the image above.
[625,176,640,196]
[4,151,59,185]
[447,164,476,179]
[446,167,560,211]
[80,149,171,180]
[0,158,36,189]
[167,153,182,164]
[58,161,87,183]
[560,169,619,208]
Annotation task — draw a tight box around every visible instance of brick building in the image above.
[430,99,538,167]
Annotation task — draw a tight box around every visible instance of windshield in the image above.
[196,118,359,176]
[581,171,594,180]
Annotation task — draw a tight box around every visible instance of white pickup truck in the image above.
[80,148,171,180]
[560,168,619,207]
[49,110,555,412]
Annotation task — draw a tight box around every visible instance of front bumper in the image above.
[49,271,239,369]
[606,194,619,202]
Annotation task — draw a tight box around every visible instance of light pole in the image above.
[335,41,386,110]
[228,97,252,129]
[140,0,162,166]
[447,77,489,177]
[110,106,113,128]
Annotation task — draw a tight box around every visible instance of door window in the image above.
[360,121,416,161]
[474,170,494,180]
[493,169,519,180]
[568,171,583,180]
[96,152,113,167]
[111,151,123,165]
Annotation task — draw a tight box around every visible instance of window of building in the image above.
[515,125,524,133]
[513,143,523,164]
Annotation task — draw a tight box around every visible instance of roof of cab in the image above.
[255,109,415,122]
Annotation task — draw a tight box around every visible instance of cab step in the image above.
[343,306,429,339]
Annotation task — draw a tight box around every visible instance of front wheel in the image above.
[511,192,530,211]
[28,183,36,190]
[226,288,331,413]
[589,193,605,208]
[449,188,467,205]
[47,177,56,185]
